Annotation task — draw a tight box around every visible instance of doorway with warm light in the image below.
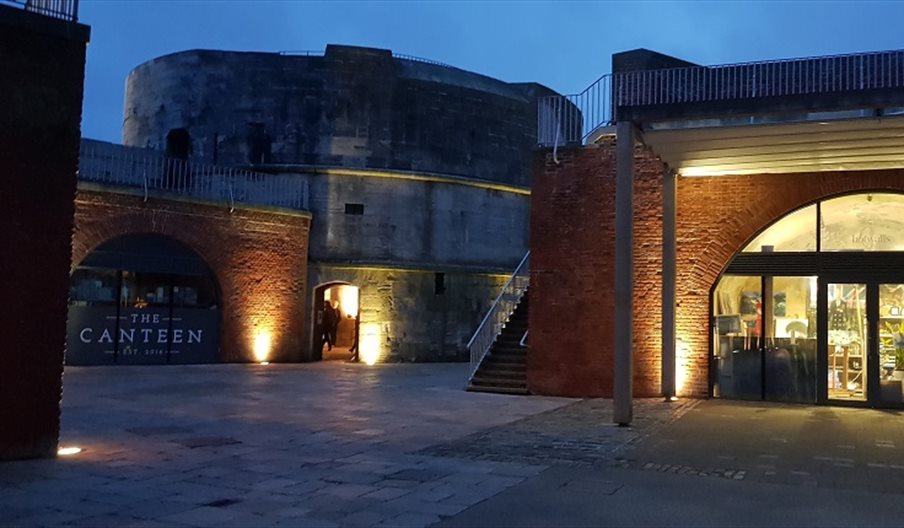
[311,282,361,362]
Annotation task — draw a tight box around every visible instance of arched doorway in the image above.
[712,192,904,408]
[311,282,360,362]
[66,234,220,365]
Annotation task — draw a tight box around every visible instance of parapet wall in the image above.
[123,45,556,186]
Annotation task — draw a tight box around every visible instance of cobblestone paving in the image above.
[420,398,698,467]
[0,363,570,528]
[618,399,904,494]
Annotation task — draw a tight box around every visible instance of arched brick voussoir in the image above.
[675,169,904,397]
[72,190,312,363]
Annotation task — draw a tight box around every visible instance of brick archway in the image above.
[676,170,904,396]
[73,190,311,363]
[529,143,904,399]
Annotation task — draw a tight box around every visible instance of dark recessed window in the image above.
[345,203,365,215]
[165,128,191,160]
[434,272,446,295]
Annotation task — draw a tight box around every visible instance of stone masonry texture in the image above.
[306,265,509,362]
[118,44,548,363]
[122,45,557,187]
[72,190,311,364]
[0,6,88,459]
[529,139,904,399]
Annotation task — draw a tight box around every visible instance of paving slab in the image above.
[1,363,569,527]
[11,362,904,527]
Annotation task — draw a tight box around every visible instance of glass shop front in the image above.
[66,234,220,365]
[713,193,904,407]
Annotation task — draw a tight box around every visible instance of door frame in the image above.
[818,276,904,409]
[309,281,360,362]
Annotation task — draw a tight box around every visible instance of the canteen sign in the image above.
[66,306,218,365]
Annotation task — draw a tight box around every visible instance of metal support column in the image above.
[614,121,634,426]
[661,166,677,400]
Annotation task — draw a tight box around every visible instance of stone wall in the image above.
[122,45,555,186]
[299,170,529,269]
[0,5,89,460]
[306,264,509,362]
[72,189,312,363]
[529,138,904,399]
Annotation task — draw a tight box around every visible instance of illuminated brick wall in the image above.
[528,141,663,397]
[0,7,88,460]
[675,169,904,397]
[529,140,904,398]
[72,190,311,363]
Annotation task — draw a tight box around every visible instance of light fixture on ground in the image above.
[253,330,272,363]
[359,322,381,366]
[57,446,82,456]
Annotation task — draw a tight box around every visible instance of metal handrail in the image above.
[78,139,309,212]
[277,49,452,68]
[537,74,611,146]
[614,48,904,107]
[1,0,78,21]
[393,53,453,68]
[278,50,326,57]
[538,47,904,147]
[519,330,529,348]
[467,251,530,379]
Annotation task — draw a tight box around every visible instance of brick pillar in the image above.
[0,7,89,460]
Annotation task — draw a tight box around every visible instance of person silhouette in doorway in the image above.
[320,300,338,352]
[348,313,360,362]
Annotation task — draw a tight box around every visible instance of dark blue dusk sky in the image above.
[79,0,904,143]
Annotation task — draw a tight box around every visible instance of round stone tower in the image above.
[122,44,556,362]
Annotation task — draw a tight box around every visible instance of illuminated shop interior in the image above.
[714,192,904,406]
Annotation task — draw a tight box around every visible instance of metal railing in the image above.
[278,50,326,57]
[614,48,904,107]
[537,74,610,146]
[538,48,904,146]
[393,53,453,68]
[467,251,530,379]
[2,0,78,21]
[78,139,309,211]
[278,49,452,68]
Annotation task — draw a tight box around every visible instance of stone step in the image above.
[470,376,528,389]
[495,336,526,346]
[483,363,526,372]
[487,351,526,361]
[491,344,527,354]
[473,369,524,380]
[466,384,529,395]
[465,288,529,396]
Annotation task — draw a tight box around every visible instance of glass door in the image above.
[826,283,868,402]
[878,284,904,406]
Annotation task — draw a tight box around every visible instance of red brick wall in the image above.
[0,9,88,460]
[530,138,904,399]
[676,170,904,397]
[72,190,311,363]
[528,141,663,397]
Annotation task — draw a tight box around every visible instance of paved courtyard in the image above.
[4,363,904,527]
[1,363,570,527]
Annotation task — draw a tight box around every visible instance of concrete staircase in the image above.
[467,290,529,395]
